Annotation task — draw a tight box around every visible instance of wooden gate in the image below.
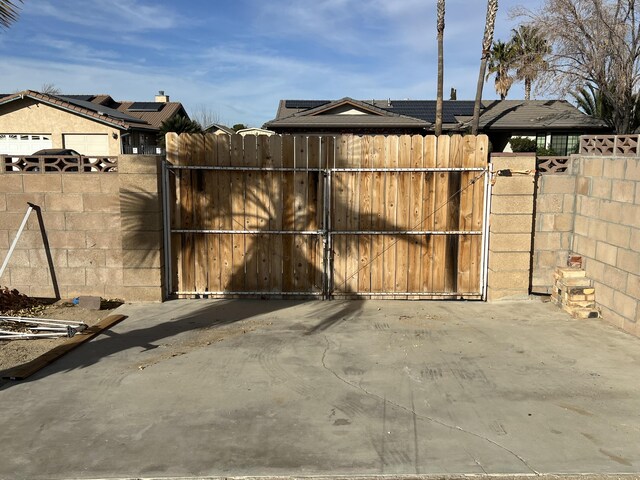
[164,133,489,299]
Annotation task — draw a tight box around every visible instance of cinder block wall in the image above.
[0,155,164,302]
[571,156,639,334]
[487,153,537,301]
[531,171,577,293]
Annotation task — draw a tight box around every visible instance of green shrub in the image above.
[536,146,558,156]
[509,136,537,152]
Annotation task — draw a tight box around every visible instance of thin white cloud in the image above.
[27,0,181,32]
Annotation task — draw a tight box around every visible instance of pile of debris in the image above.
[0,286,40,315]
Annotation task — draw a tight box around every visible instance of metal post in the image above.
[161,160,173,299]
[0,204,34,280]
[480,165,493,300]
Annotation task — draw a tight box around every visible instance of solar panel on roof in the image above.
[60,95,95,101]
[285,100,331,109]
[384,100,477,123]
[128,102,165,112]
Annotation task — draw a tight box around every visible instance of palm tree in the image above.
[434,0,445,136]
[158,115,203,145]
[471,0,498,135]
[510,25,549,101]
[487,40,514,100]
[0,0,22,29]
[572,83,640,133]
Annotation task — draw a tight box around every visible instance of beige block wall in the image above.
[487,153,536,301]
[0,155,165,302]
[531,170,577,293]
[0,98,121,155]
[571,156,640,335]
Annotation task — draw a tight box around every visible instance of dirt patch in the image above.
[0,288,123,373]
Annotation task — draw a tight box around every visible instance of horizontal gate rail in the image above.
[331,292,483,297]
[167,165,486,173]
[171,229,323,235]
[330,230,482,235]
[172,229,482,235]
[175,291,323,297]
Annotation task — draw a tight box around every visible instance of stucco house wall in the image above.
[0,98,122,156]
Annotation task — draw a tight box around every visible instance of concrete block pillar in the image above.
[118,155,165,302]
[487,154,536,301]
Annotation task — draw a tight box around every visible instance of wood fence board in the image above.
[217,135,233,291]
[470,135,488,292]
[395,135,411,294]
[370,135,386,292]
[179,134,196,292]
[269,135,284,292]
[382,136,399,295]
[292,135,308,290]
[281,135,295,291]
[408,135,424,295]
[357,136,372,293]
[432,135,450,292]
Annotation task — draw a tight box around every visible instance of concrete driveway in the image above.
[1,298,639,479]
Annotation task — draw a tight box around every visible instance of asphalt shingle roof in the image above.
[267,97,609,131]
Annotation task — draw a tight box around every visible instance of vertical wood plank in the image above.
[256,135,271,292]
[307,135,322,291]
[370,135,385,293]
[204,134,221,292]
[217,135,233,292]
[166,132,180,294]
[192,135,209,293]
[243,135,259,292]
[179,134,196,293]
[407,135,424,296]
[230,134,245,291]
[445,135,463,293]
[269,135,284,293]
[395,135,411,295]
[383,135,398,296]
[332,135,349,293]
[432,135,450,293]
[293,135,309,291]
[281,135,295,292]
[421,136,437,293]
[345,135,360,294]
[470,135,488,292]
[357,135,372,294]
[457,135,476,293]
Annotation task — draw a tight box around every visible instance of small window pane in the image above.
[550,134,568,155]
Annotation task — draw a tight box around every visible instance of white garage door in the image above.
[0,134,52,155]
[63,134,109,156]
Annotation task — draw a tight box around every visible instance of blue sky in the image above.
[0,0,544,127]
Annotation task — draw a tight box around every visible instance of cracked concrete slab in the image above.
[1,299,639,479]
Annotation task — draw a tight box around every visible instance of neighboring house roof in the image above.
[0,90,188,132]
[236,127,276,136]
[265,97,609,132]
[265,98,430,130]
[204,123,235,135]
[456,100,609,130]
[116,101,187,129]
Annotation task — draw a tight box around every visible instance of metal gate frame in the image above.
[162,157,492,300]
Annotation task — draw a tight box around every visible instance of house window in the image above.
[566,134,580,154]
[536,134,547,150]
[550,134,580,156]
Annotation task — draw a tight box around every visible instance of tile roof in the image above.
[0,91,188,131]
[116,101,186,129]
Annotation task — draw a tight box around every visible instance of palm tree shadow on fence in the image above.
[169,133,480,334]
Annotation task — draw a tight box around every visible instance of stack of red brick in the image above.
[551,267,600,319]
